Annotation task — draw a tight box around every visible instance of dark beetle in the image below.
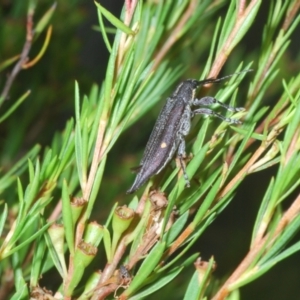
[127,72,248,194]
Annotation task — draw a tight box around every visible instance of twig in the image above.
[23,25,53,69]
[282,1,300,31]
[237,0,246,16]
[284,127,299,166]
[212,193,300,300]
[152,0,197,71]
[208,0,260,79]
[117,0,139,68]
[248,2,299,103]
[92,239,127,299]
[219,124,282,200]
[83,1,140,211]
[83,119,107,202]
[0,10,34,104]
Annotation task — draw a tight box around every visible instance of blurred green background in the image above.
[0,1,299,299]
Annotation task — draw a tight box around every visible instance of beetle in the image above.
[118,265,131,284]
[127,71,249,194]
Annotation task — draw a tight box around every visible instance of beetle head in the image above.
[173,79,199,101]
[185,79,199,89]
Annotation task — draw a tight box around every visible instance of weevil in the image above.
[127,71,250,194]
[118,265,131,284]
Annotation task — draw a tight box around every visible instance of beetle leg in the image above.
[193,96,244,112]
[193,108,242,124]
[177,135,190,187]
[179,107,192,135]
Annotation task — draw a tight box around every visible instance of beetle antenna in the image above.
[196,69,253,86]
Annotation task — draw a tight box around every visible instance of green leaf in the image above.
[96,3,112,53]
[260,215,300,265]
[0,54,19,72]
[183,258,216,300]
[74,81,84,190]
[62,180,75,255]
[226,122,256,176]
[34,2,57,39]
[3,221,52,259]
[0,203,8,237]
[129,266,184,300]
[30,235,47,286]
[163,142,210,234]
[164,210,189,246]
[95,1,135,35]
[228,1,262,52]
[251,178,274,245]
[123,242,166,297]
[179,167,222,214]
[44,229,65,278]
[0,90,30,124]
[103,226,112,262]
[193,176,222,225]
[85,156,107,220]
